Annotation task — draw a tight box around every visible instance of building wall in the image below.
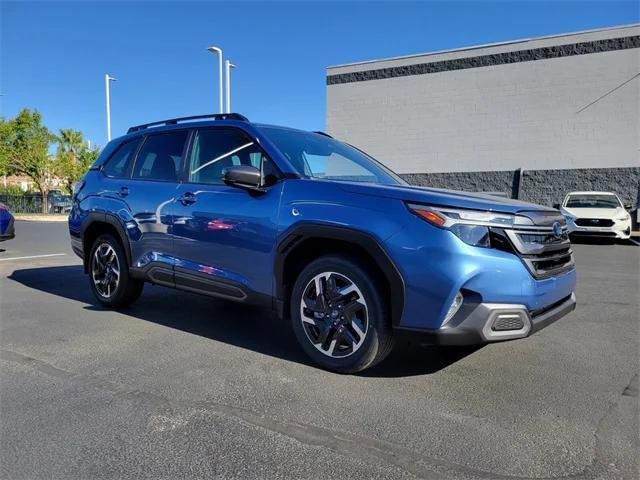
[326,25,640,207]
[401,167,640,208]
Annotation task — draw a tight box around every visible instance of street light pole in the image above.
[207,46,223,114]
[225,60,236,113]
[104,74,117,142]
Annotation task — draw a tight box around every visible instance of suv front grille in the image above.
[498,213,575,279]
[575,218,614,227]
[521,246,573,279]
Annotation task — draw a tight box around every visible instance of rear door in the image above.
[124,130,189,284]
[171,127,284,301]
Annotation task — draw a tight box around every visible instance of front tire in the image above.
[88,234,143,308]
[290,255,394,373]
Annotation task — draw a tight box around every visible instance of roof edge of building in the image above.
[326,23,640,71]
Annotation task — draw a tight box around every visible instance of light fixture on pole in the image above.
[225,60,236,113]
[104,74,117,142]
[207,46,224,114]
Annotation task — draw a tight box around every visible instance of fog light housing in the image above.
[443,291,463,325]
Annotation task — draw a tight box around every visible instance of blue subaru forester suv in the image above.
[69,113,576,373]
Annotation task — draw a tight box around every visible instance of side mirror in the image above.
[553,203,560,209]
[624,204,632,210]
[223,165,263,192]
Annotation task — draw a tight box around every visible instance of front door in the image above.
[171,127,283,302]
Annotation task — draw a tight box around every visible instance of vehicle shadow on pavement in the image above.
[9,265,481,377]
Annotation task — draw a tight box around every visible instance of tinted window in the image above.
[189,128,279,185]
[102,139,140,178]
[132,131,188,181]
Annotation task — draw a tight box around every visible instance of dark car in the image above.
[0,203,15,241]
[69,113,576,373]
[48,190,72,213]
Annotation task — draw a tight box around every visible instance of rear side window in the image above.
[189,128,279,185]
[132,131,188,182]
[102,139,140,178]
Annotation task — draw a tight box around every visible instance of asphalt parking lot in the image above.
[1,221,638,480]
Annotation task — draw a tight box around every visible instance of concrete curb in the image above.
[15,215,68,222]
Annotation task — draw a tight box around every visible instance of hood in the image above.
[562,206,626,219]
[337,182,556,215]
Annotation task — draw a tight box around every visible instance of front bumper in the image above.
[385,215,577,331]
[567,219,631,239]
[398,293,576,346]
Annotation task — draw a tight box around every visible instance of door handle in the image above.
[117,186,129,197]
[177,192,196,206]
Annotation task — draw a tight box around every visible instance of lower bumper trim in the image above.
[530,293,577,334]
[396,293,576,346]
[569,227,631,239]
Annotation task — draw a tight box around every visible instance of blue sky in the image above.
[1,1,638,148]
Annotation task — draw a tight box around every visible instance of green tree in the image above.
[56,139,100,194]
[0,120,14,180]
[0,109,56,213]
[56,128,84,166]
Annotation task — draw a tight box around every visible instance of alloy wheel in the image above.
[299,271,369,358]
[92,243,120,298]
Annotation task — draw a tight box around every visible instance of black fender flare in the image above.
[80,212,133,272]
[274,223,405,327]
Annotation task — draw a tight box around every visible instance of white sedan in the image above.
[559,191,632,240]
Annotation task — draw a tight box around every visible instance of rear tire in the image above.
[88,234,143,308]
[290,254,394,373]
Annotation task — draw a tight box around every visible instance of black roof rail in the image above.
[127,113,249,134]
[313,131,333,138]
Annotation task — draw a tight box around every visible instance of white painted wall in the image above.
[326,26,640,174]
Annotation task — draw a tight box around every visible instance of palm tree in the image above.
[57,128,84,165]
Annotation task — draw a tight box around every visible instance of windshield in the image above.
[258,126,407,185]
[565,194,621,209]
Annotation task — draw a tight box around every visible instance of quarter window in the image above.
[132,131,188,181]
[102,139,140,178]
[189,128,279,185]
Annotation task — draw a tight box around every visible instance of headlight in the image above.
[407,204,529,247]
[615,213,630,221]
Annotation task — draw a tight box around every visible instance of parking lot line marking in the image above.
[629,238,640,247]
[0,253,67,262]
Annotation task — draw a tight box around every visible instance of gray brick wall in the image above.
[401,166,640,209]
[402,170,518,197]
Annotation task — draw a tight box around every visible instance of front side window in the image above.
[102,139,140,178]
[189,128,279,185]
[565,194,621,209]
[132,131,188,181]
[257,126,406,185]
